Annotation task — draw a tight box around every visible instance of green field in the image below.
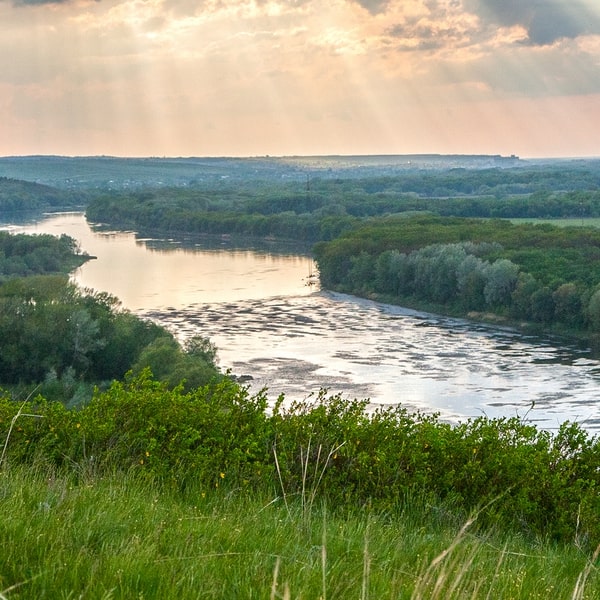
[510,217,600,228]
[1,467,598,599]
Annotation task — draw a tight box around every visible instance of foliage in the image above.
[0,375,598,547]
[0,231,90,278]
[81,158,600,245]
[0,177,85,212]
[131,335,222,392]
[314,215,600,331]
[0,275,221,404]
[0,467,598,599]
[0,372,271,488]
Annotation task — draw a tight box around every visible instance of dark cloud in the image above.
[465,0,600,45]
[352,0,390,15]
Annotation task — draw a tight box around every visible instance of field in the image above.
[1,467,598,600]
[510,218,600,228]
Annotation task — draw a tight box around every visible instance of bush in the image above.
[0,376,598,546]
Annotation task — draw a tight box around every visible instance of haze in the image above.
[1,0,599,158]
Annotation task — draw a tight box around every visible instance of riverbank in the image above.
[353,288,597,353]
[7,212,600,432]
[142,289,600,434]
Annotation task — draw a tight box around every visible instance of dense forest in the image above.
[82,160,600,244]
[0,177,86,212]
[0,235,221,405]
[0,231,90,278]
[314,215,600,334]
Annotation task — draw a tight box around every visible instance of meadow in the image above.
[1,467,598,599]
[1,374,598,599]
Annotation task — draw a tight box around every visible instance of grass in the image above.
[0,466,598,599]
[509,217,600,228]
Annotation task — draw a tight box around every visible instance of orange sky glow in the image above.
[1,0,599,158]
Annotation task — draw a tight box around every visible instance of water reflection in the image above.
[144,292,600,434]
[3,212,600,433]
[5,212,316,310]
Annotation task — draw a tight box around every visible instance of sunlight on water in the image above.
[8,212,316,309]
[5,212,600,433]
[145,293,600,433]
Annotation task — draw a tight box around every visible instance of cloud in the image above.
[10,0,74,5]
[351,0,390,15]
[465,0,600,45]
[386,18,467,51]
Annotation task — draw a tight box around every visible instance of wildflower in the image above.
[220,472,225,479]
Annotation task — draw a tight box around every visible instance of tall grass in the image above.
[0,466,597,599]
[0,375,598,597]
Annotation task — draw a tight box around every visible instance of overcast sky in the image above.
[1,0,599,158]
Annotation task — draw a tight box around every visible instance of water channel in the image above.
[4,212,600,434]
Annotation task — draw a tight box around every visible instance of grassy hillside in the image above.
[1,467,598,599]
[1,374,599,598]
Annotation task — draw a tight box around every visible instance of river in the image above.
[4,212,600,434]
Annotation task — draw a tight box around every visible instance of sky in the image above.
[1,0,600,158]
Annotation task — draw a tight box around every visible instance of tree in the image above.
[348,251,375,293]
[553,283,583,327]
[483,259,520,307]
[185,336,218,367]
[530,287,555,324]
[586,288,600,331]
[511,272,541,320]
[457,254,487,310]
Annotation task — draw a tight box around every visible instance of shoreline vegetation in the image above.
[1,374,599,598]
[1,158,600,597]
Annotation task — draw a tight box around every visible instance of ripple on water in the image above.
[143,291,600,434]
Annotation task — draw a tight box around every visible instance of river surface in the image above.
[4,212,600,434]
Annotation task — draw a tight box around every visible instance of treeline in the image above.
[0,231,90,278]
[0,275,221,405]
[85,179,600,246]
[86,191,359,242]
[314,215,600,333]
[0,177,86,212]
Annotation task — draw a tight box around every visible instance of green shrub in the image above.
[1,376,598,546]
